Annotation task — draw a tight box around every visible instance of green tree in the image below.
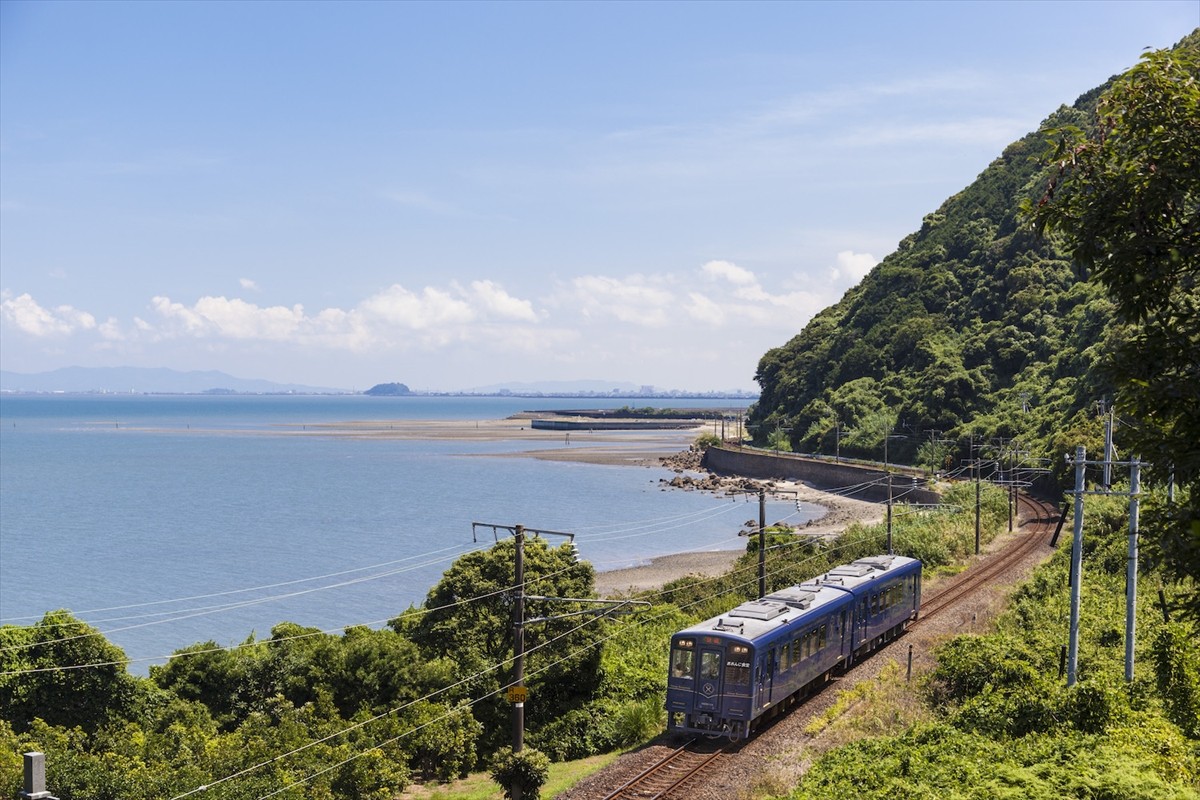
[1027,32,1200,616]
[395,538,601,753]
[0,611,139,734]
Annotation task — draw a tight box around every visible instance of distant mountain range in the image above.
[0,367,349,395]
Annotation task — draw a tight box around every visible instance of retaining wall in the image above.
[704,445,942,505]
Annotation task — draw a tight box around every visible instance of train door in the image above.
[755,648,775,708]
[695,647,723,713]
[839,609,848,660]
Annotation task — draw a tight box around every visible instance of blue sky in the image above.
[2,1,1196,392]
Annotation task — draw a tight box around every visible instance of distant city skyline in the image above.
[2,1,1195,391]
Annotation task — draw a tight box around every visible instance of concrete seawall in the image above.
[704,445,942,505]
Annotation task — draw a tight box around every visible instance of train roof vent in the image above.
[728,600,788,621]
[713,617,745,632]
[827,563,874,578]
[764,589,816,610]
[853,556,896,571]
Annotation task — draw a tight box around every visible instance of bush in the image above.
[490,746,551,800]
[1151,622,1200,739]
[527,705,617,761]
[613,698,664,746]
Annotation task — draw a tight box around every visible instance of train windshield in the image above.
[700,651,721,680]
[670,648,695,679]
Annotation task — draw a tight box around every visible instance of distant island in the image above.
[363,382,411,396]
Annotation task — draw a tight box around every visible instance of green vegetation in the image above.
[785,494,1200,800]
[750,31,1199,617]
[1025,32,1200,619]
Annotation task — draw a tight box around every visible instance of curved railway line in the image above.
[586,492,1062,800]
[916,493,1060,622]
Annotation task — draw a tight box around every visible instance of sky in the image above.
[2,1,1196,393]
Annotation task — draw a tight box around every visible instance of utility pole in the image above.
[972,437,981,555]
[758,488,767,598]
[1103,403,1115,489]
[473,520,645,794]
[512,525,526,758]
[1068,445,1085,687]
[1008,445,1015,533]
[1125,458,1141,683]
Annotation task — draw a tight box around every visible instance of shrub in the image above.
[613,698,664,746]
[490,746,551,800]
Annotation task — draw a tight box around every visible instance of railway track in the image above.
[600,739,728,800]
[916,493,1060,622]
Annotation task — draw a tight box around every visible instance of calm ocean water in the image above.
[0,395,813,673]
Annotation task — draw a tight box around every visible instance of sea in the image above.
[0,394,818,673]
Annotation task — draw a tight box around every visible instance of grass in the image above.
[399,751,623,800]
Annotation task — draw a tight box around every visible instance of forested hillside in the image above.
[749,86,1116,467]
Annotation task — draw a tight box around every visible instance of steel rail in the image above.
[916,493,1058,622]
[600,739,727,800]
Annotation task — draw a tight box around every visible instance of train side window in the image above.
[818,624,827,651]
[700,651,721,680]
[792,639,802,664]
[780,642,791,671]
[671,648,694,679]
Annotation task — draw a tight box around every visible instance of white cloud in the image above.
[566,275,675,327]
[465,280,538,322]
[702,260,757,286]
[239,278,259,291]
[829,250,878,284]
[1,292,96,337]
[359,285,475,329]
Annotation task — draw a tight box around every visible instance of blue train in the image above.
[665,554,921,740]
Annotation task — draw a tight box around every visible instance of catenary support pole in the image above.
[758,488,767,598]
[1104,408,1114,489]
[974,439,981,555]
[887,470,893,555]
[1126,459,1140,682]
[1068,446,1085,687]
[512,525,525,755]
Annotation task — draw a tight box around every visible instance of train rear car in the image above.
[804,554,921,664]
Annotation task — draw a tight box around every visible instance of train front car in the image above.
[665,621,756,740]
